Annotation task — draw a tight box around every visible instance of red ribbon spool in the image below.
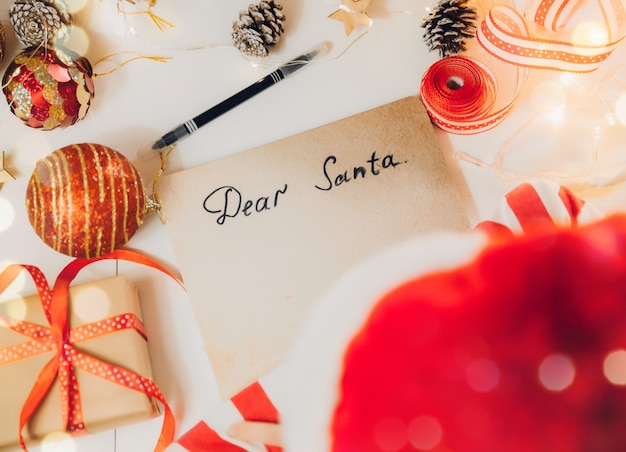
[420,56,502,134]
[422,57,496,119]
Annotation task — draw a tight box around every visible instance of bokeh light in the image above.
[571,21,609,47]
[0,197,15,233]
[64,25,90,57]
[0,297,27,326]
[614,94,626,126]
[0,261,27,302]
[65,0,88,13]
[559,72,579,88]
[531,80,567,113]
[72,286,111,323]
[603,349,626,385]
[41,431,76,452]
[407,415,443,450]
[466,358,500,392]
[0,297,28,327]
[374,417,407,451]
[15,132,53,168]
[538,354,575,391]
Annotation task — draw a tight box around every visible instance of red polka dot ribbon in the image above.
[420,0,626,134]
[0,250,183,452]
[477,0,626,72]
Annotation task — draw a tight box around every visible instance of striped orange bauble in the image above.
[25,143,146,258]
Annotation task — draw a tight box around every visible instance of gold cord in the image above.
[117,0,174,32]
[93,52,171,77]
[146,144,175,224]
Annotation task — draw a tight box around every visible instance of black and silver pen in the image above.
[152,41,331,150]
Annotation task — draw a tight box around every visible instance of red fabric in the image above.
[558,184,585,227]
[473,219,514,242]
[232,382,280,424]
[232,382,282,452]
[177,421,248,452]
[332,215,626,451]
[177,381,282,451]
[504,182,555,232]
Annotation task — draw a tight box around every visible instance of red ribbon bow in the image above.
[0,249,183,451]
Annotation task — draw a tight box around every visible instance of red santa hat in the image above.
[283,182,626,451]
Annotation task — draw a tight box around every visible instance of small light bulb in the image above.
[64,25,90,56]
[614,94,626,126]
[41,431,76,452]
[531,81,567,112]
[571,22,609,47]
[538,354,575,391]
[65,0,88,14]
[604,349,626,385]
[73,286,112,323]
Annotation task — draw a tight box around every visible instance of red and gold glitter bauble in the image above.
[26,143,146,258]
[2,45,95,130]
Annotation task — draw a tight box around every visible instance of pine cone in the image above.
[10,0,72,47]
[232,1,286,58]
[422,0,477,57]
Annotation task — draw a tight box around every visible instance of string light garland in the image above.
[454,63,626,192]
[115,0,375,68]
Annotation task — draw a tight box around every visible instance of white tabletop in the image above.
[1,0,625,451]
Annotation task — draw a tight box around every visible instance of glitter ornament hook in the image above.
[91,51,171,77]
[145,144,175,224]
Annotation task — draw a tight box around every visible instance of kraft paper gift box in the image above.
[0,274,160,451]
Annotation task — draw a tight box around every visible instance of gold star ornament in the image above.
[329,0,374,36]
[0,152,15,184]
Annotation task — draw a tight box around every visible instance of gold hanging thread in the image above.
[117,0,174,32]
[92,51,171,77]
[145,144,175,224]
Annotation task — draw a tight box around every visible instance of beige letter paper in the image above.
[159,96,469,398]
